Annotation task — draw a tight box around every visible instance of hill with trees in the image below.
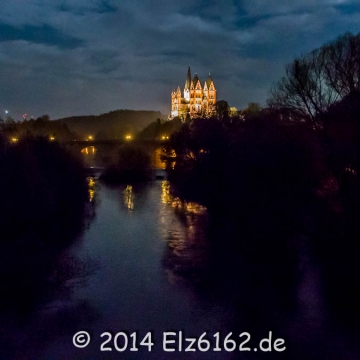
[55,110,167,140]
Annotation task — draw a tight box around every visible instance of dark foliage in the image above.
[0,135,94,315]
[269,32,360,126]
[137,117,183,140]
[0,136,88,240]
[166,113,327,309]
[0,115,75,142]
[100,144,152,182]
[167,100,360,336]
[168,114,321,226]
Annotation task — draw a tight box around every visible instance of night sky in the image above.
[0,0,359,120]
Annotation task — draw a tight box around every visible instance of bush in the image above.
[0,135,92,315]
[100,145,152,182]
[0,135,88,242]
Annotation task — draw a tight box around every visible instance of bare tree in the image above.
[322,32,360,97]
[269,32,360,127]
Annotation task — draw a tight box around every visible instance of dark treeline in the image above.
[1,110,169,142]
[137,117,183,140]
[0,114,75,142]
[0,134,96,320]
[164,31,360,345]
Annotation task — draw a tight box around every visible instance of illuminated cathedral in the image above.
[170,66,217,119]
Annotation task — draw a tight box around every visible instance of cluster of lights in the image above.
[11,137,18,143]
[125,135,132,140]
[161,135,169,140]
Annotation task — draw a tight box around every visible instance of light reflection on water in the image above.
[54,180,232,359]
[159,180,210,287]
[82,146,97,168]
[87,177,96,202]
[161,180,207,214]
[81,146,96,155]
[124,185,134,210]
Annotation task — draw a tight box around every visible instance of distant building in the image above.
[170,66,217,120]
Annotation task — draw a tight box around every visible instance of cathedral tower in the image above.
[170,66,216,119]
[184,66,191,102]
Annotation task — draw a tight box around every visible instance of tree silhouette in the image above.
[215,100,230,122]
[269,32,360,127]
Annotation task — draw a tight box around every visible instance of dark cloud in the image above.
[0,0,359,119]
[58,0,117,14]
[0,23,83,49]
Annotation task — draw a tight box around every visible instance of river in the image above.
[37,179,236,359]
[2,175,360,359]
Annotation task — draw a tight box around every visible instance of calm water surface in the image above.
[41,180,235,359]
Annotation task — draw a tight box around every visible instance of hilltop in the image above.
[55,109,167,140]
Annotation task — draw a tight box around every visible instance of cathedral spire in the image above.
[184,65,191,90]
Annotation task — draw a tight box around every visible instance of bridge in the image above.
[65,138,169,148]
[64,138,171,170]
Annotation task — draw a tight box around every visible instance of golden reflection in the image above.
[124,185,134,210]
[160,180,209,287]
[168,150,176,158]
[161,180,207,214]
[161,181,172,204]
[182,202,207,215]
[81,146,96,155]
[154,147,166,169]
[87,177,96,202]
[172,198,207,214]
[160,180,208,262]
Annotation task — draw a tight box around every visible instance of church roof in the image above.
[205,73,213,88]
[193,73,200,86]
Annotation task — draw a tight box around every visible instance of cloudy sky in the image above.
[0,0,359,119]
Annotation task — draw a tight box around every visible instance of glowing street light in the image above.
[49,136,55,141]
[88,135,93,141]
[11,137,18,143]
[125,135,132,140]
